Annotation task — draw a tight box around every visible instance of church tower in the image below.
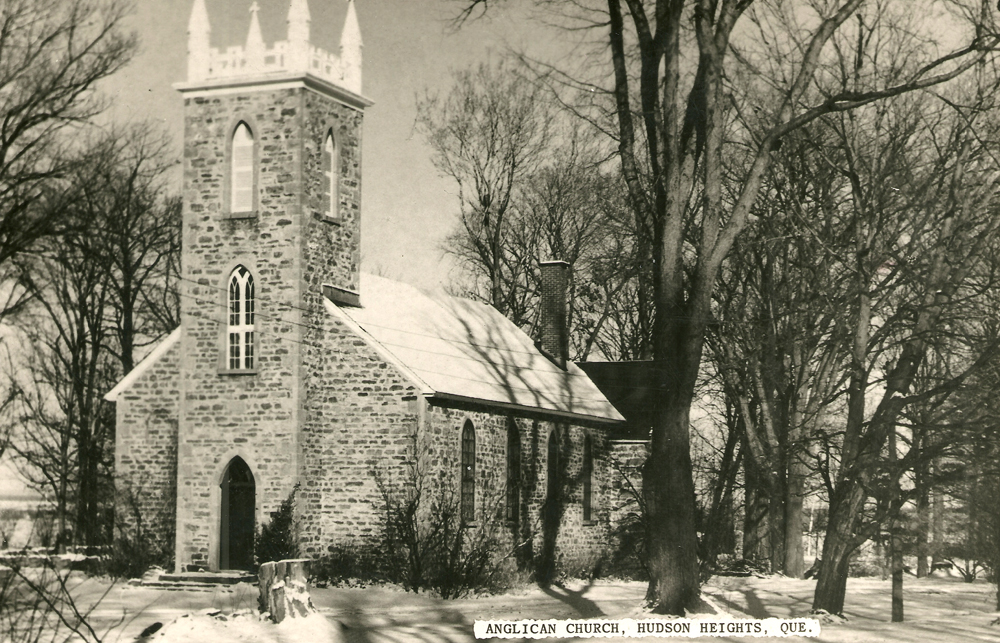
[173,0,370,571]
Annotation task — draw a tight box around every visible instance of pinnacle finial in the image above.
[288,0,311,23]
[188,0,210,35]
[340,0,363,93]
[187,0,211,82]
[246,1,264,54]
[287,0,311,69]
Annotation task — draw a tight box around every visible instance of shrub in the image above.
[103,480,174,579]
[605,508,647,580]
[311,543,388,587]
[256,485,298,565]
[374,464,517,598]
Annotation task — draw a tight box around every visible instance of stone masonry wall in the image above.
[299,312,420,555]
[606,439,649,575]
[114,339,180,554]
[607,440,648,524]
[177,80,364,570]
[178,85,309,570]
[426,402,616,575]
[301,89,362,296]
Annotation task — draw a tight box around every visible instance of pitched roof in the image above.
[329,274,625,424]
[576,361,658,440]
[104,327,181,402]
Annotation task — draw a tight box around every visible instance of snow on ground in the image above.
[146,610,341,643]
[24,573,1000,643]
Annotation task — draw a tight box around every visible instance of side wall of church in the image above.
[114,340,181,553]
[298,311,421,556]
[425,402,615,575]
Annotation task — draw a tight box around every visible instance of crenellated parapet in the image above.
[186,0,363,96]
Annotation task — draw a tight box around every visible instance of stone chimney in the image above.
[538,261,570,369]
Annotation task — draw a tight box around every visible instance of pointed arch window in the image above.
[547,428,559,502]
[506,418,521,525]
[461,420,476,524]
[582,435,594,522]
[231,123,255,213]
[322,130,339,219]
[228,266,255,370]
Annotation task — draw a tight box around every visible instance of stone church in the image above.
[106,0,643,574]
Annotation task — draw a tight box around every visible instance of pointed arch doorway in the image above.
[220,457,255,571]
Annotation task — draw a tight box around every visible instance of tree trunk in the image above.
[768,478,787,574]
[915,438,930,578]
[891,535,903,621]
[812,483,866,614]
[784,453,806,578]
[742,450,770,566]
[643,390,700,615]
[889,422,903,622]
[931,483,944,568]
[700,427,740,574]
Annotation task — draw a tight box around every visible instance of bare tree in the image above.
[452,0,1000,613]
[87,125,181,373]
[418,60,555,319]
[803,81,1000,613]
[12,218,115,549]
[0,0,136,322]
[8,122,179,550]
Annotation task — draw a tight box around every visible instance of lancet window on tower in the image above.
[228,266,256,370]
[323,131,339,219]
[231,123,255,213]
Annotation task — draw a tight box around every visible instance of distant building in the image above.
[106,0,642,575]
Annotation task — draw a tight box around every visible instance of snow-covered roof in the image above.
[329,274,625,424]
[104,328,182,402]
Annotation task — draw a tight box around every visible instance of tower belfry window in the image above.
[231,123,254,213]
[228,266,255,370]
[323,131,338,219]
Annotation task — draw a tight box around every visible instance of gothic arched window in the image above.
[322,131,339,218]
[582,435,594,521]
[461,420,476,524]
[547,428,559,502]
[228,266,255,370]
[506,418,521,525]
[231,122,254,213]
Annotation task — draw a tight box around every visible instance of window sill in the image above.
[224,210,258,220]
[460,521,479,529]
[582,519,599,527]
[313,212,342,225]
[219,368,258,376]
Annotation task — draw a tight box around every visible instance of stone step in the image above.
[137,580,241,592]
[158,571,257,585]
